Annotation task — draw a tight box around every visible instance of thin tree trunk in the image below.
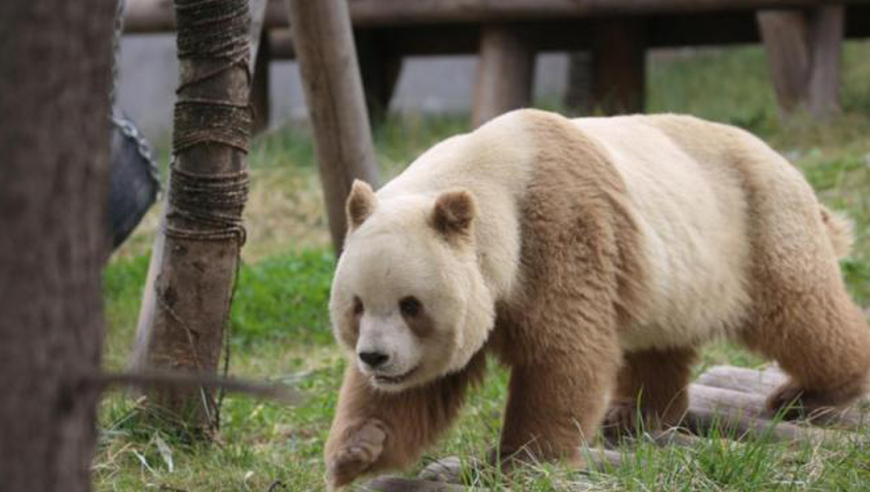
[130,0,253,432]
[0,1,115,490]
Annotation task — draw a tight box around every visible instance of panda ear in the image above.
[346,180,376,230]
[431,190,476,240]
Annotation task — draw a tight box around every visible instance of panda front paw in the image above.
[326,419,387,489]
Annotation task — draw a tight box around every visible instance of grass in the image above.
[96,42,870,491]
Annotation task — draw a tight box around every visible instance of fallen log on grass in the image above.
[692,365,869,430]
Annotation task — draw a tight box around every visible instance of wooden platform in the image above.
[358,365,868,491]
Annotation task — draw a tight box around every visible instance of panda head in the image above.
[329,180,495,392]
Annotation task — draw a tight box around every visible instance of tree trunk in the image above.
[0,1,115,491]
[130,0,253,433]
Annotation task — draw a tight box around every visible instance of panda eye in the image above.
[352,296,364,316]
[399,296,421,317]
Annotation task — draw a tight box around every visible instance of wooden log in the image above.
[126,5,870,55]
[806,5,844,116]
[472,25,534,127]
[685,384,844,443]
[341,0,866,25]
[590,18,646,114]
[125,0,867,32]
[124,0,870,34]
[284,0,380,253]
[757,9,811,113]
[695,365,786,396]
[695,365,868,429]
[419,456,464,483]
[363,477,477,492]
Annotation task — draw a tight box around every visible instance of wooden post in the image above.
[591,18,646,114]
[757,10,811,113]
[473,25,534,127]
[130,0,253,433]
[757,6,843,117]
[356,30,403,126]
[285,0,380,253]
[806,5,843,116]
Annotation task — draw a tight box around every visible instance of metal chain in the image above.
[110,0,161,192]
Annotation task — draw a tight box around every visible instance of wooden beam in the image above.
[285,0,380,253]
[341,0,865,25]
[472,25,534,127]
[591,18,646,114]
[125,0,870,33]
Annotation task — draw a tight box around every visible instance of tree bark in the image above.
[0,1,115,490]
[130,0,253,432]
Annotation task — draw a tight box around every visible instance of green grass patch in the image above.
[231,250,335,345]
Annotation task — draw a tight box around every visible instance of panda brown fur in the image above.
[324,109,870,488]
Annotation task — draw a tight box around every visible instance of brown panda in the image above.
[324,109,870,488]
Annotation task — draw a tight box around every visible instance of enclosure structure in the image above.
[125,0,870,126]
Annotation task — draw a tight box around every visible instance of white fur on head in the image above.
[329,193,496,392]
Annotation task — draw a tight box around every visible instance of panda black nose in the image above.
[359,351,389,369]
